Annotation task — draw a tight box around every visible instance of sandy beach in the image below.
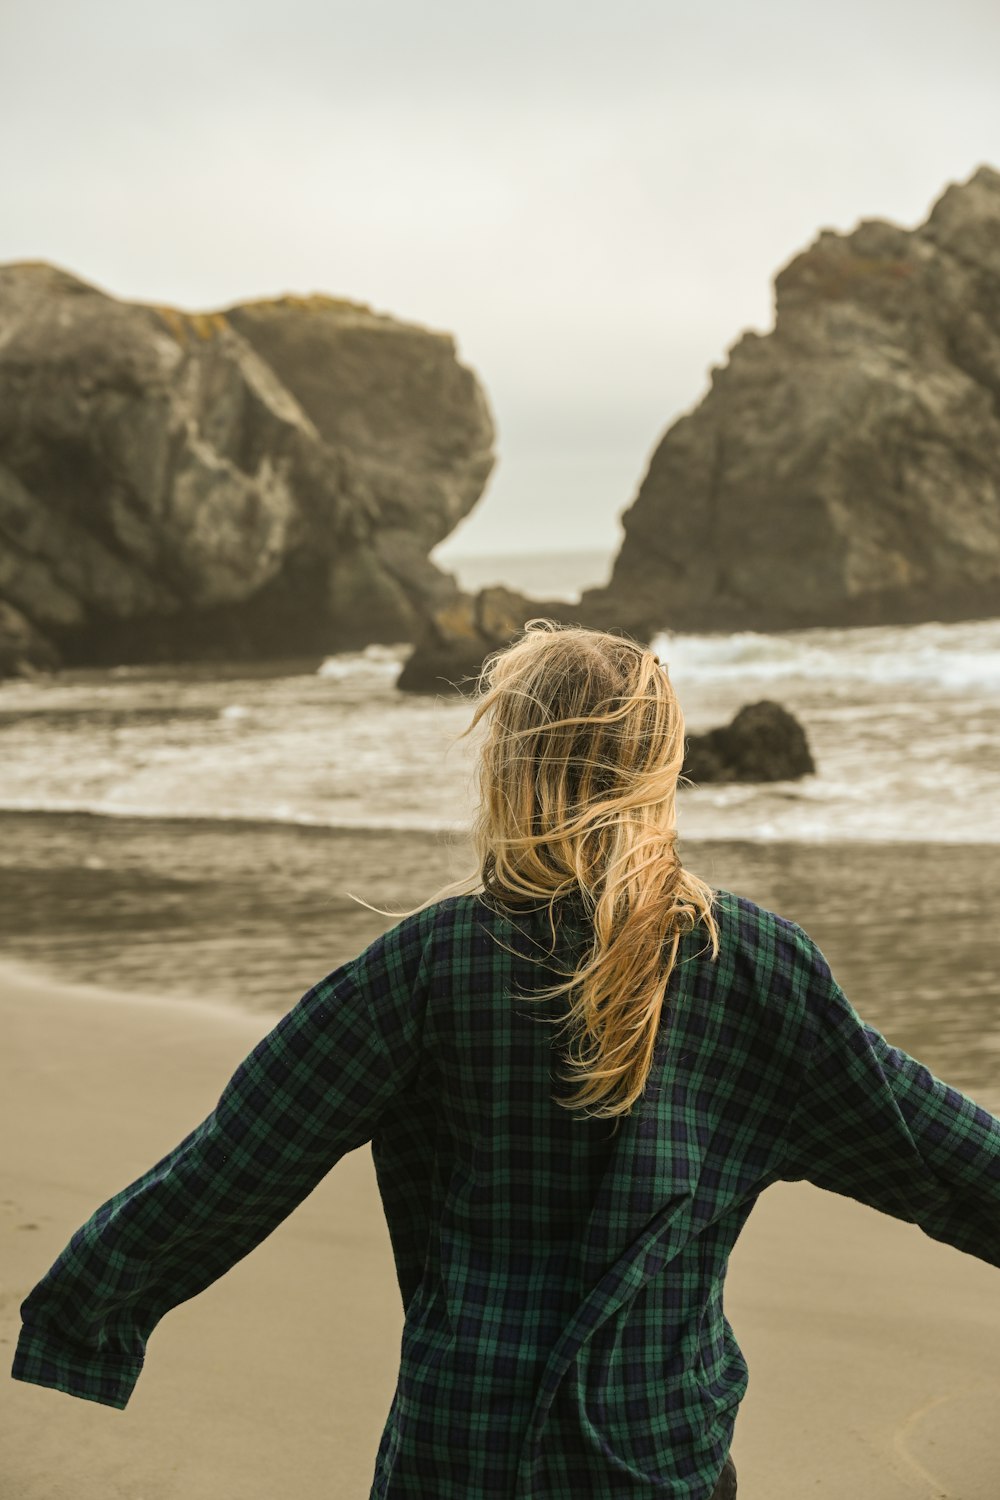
[4,962,1000,1500]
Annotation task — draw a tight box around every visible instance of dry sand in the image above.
[3,962,1000,1500]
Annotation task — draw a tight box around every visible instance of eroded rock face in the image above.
[0,263,494,675]
[582,164,1000,635]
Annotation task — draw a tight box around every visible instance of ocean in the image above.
[1,548,998,1108]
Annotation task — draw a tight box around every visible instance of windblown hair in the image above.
[452,619,719,1122]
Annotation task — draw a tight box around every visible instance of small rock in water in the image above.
[683,700,815,783]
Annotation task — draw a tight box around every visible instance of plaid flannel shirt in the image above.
[12,890,1000,1499]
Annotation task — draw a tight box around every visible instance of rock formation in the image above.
[582,164,1000,635]
[0,263,494,677]
[396,585,558,693]
[682,701,815,783]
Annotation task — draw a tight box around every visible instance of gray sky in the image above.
[2,1,998,557]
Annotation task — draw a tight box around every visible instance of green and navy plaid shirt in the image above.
[12,889,1000,1498]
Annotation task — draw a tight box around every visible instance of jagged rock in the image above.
[0,263,494,677]
[396,585,558,693]
[583,164,1000,635]
[683,700,815,783]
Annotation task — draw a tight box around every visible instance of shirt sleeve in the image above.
[778,982,1000,1267]
[10,959,418,1410]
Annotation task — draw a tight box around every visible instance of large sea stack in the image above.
[581,164,1000,635]
[0,264,494,676]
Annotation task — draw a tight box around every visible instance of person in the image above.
[10,620,1000,1500]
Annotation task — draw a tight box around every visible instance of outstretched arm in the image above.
[11,960,417,1409]
[778,983,1000,1266]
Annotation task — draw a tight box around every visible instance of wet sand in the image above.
[4,962,1000,1500]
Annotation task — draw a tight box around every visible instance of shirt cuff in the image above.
[10,1324,144,1410]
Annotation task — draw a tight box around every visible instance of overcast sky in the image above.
[2,0,998,559]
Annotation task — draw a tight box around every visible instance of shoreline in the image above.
[0,951,271,1027]
[2,801,1000,845]
[3,830,1000,1116]
[5,964,1000,1498]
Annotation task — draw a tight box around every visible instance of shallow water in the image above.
[1,811,997,1112]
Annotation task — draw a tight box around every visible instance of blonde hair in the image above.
[441,619,719,1122]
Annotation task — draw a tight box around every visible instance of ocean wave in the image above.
[316,644,410,681]
[652,618,1000,693]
